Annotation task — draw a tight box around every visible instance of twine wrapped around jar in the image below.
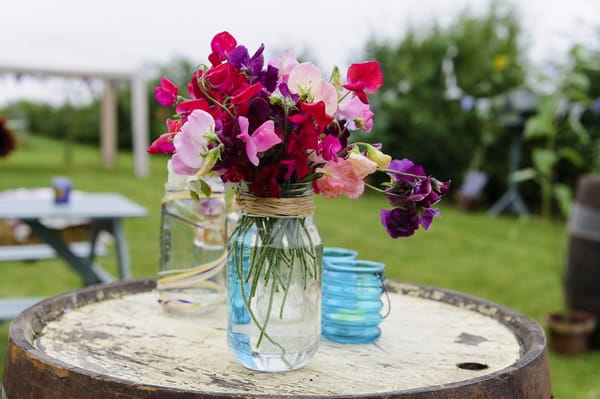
[235,192,315,218]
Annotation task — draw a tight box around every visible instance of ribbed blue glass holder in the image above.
[323,247,358,261]
[322,259,385,344]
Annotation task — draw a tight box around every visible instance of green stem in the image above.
[198,78,236,119]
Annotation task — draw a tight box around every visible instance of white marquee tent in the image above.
[0,37,149,177]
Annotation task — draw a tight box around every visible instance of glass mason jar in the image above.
[227,182,322,372]
[156,177,227,314]
[322,259,385,343]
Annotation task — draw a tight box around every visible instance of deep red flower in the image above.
[297,101,334,129]
[251,164,282,197]
[205,63,250,98]
[166,119,182,133]
[343,61,383,104]
[187,69,204,99]
[208,31,237,66]
[231,82,264,105]
[175,99,211,118]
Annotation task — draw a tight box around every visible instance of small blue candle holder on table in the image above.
[322,253,386,344]
[323,247,358,261]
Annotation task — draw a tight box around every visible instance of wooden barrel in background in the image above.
[3,279,551,398]
[565,174,600,348]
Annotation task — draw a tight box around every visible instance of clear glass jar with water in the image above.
[227,182,322,372]
[156,177,227,314]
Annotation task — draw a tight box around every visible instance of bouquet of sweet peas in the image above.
[149,31,449,238]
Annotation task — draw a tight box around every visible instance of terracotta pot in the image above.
[545,310,597,355]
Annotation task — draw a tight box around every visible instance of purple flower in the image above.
[228,44,265,79]
[380,207,419,238]
[379,158,451,238]
[389,158,426,180]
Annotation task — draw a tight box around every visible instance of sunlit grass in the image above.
[0,135,598,397]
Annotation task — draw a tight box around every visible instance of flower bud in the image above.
[196,146,222,177]
[366,145,392,169]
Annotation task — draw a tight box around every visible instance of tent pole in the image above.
[131,71,149,178]
[100,81,117,169]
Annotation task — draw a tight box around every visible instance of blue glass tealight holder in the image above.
[323,247,358,261]
[322,259,385,344]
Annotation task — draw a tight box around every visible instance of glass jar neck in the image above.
[238,181,313,198]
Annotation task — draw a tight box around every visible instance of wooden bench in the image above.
[0,241,107,262]
[0,242,108,322]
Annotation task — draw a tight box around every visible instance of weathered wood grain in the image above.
[3,279,552,398]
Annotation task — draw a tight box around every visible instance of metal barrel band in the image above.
[569,202,600,242]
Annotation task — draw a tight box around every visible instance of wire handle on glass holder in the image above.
[377,271,392,319]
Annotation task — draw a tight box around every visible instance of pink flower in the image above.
[171,110,215,175]
[236,117,281,166]
[269,49,299,81]
[287,62,337,115]
[337,94,375,132]
[315,159,364,199]
[154,77,178,107]
[343,61,383,104]
[347,152,378,179]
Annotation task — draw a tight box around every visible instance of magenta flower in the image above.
[154,77,179,107]
[236,116,281,166]
[318,135,342,161]
[147,133,176,155]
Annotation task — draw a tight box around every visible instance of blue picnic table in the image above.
[0,191,147,320]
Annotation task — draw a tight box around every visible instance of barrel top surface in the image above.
[4,279,550,398]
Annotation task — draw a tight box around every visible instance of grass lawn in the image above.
[1,135,599,397]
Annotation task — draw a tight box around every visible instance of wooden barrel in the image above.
[2,279,552,399]
[565,174,600,348]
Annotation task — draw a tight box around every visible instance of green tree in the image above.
[362,1,526,196]
[514,44,600,218]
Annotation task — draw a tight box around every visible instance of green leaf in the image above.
[568,103,590,145]
[553,183,572,217]
[189,190,200,202]
[511,168,536,182]
[524,117,550,140]
[559,147,585,167]
[199,179,212,198]
[532,149,558,177]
